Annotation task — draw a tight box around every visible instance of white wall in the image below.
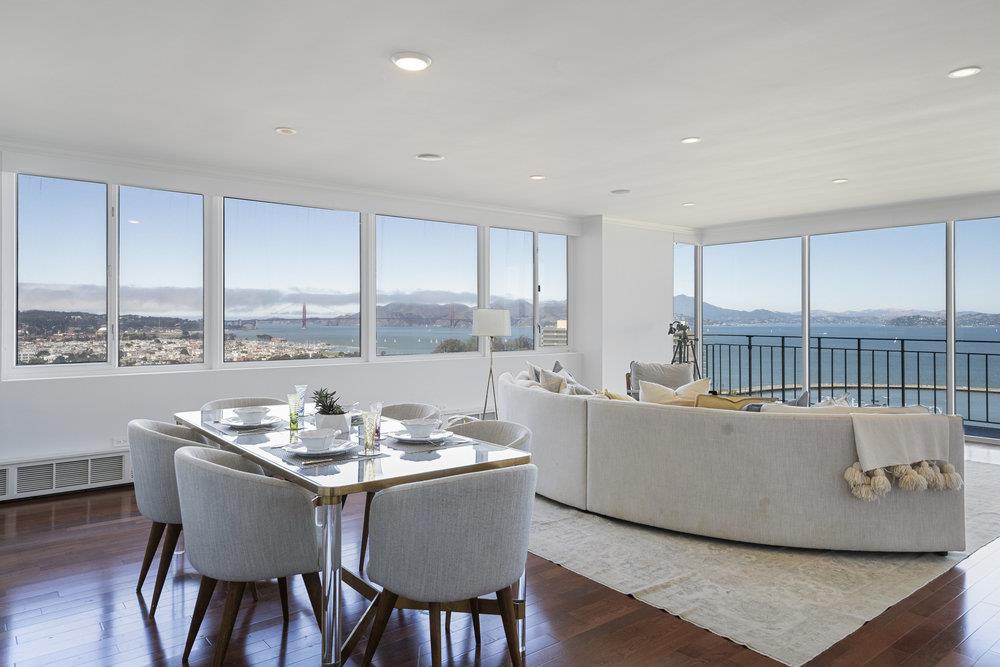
[572,217,676,392]
[0,146,586,464]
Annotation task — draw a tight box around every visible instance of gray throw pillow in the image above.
[629,361,694,390]
[526,361,544,382]
[552,360,564,373]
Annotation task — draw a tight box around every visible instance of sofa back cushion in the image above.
[629,361,694,390]
[759,404,930,415]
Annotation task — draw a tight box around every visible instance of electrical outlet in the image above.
[111,437,128,448]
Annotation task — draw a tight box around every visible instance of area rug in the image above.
[528,460,1000,666]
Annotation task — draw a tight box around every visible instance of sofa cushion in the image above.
[526,362,545,382]
[639,378,710,405]
[537,369,566,393]
[629,361,694,390]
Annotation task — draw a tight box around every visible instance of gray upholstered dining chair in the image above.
[174,446,323,666]
[129,419,213,617]
[441,419,532,636]
[352,402,442,575]
[199,396,285,411]
[363,465,537,667]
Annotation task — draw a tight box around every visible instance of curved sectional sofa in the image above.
[498,372,966,553]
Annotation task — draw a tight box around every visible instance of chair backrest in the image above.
[174,447,319,582]
[381,403,440,421]
[367,464,537,602]
[450,420,532,451]
[200,396,286,411]
[128,419,206,525]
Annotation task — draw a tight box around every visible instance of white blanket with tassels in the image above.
[851,413,950,472]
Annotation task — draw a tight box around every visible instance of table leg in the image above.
[320,500,343,667]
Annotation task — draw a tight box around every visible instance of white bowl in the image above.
[233,406,270,425]
[401,418,441,439]
[299,428,337,452]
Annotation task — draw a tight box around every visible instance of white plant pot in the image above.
[315,413,351,437]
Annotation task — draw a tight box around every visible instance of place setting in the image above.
[209,406,284,434]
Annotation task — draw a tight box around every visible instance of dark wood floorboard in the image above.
[1,483,998,666]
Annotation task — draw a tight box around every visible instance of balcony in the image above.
[702,333,1000,438]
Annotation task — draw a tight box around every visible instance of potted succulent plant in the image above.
[312,388,350,436]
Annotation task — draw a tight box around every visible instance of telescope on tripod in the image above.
[669,320,701,379]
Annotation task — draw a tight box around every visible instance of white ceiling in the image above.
[2,0,999,229]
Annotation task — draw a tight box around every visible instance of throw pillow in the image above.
[556,368,594,395]
[638,377,710,404]
[694,394,777,411]
[552,360,564,373]
[537,369,567,393]
[629,361,694,390]
[602,389,637,401]
[791,391,810,406]
[526,361,544,382]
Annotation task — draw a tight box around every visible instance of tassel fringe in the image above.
[845,460,962,500]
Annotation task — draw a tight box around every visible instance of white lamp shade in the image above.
[472,308,511,337]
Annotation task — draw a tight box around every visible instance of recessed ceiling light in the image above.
[832,178,849,184]
[392,52,432,72]
[681,202,696,207]
[528,174,547,180]
[948,65,982,79]
[680,137,702,144]
[610,189,631,195]
[415,153,444,161]
[274,127,297,135]
[127,219,141,224]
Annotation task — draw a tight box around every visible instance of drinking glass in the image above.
[361,411,379,455]
[294,384,308,421]
[287,393,301,432]
[369,401,383,440]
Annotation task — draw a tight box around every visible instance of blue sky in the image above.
[17,176,568,319]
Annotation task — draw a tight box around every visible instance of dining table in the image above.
[174,405,532,667]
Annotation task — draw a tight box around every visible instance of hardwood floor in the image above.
[2,464,1000,666]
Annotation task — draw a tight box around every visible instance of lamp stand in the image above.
[481,337,499,420]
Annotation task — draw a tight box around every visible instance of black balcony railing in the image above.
[702,333,1000,436]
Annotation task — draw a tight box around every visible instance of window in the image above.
[489,228,534,351]
[375,215,478,355]
[955,216,1000,437]
[118,186,204,366]
[810,223,945,409]
[538,233,568,347]
[223,198,361,362]
[17,175,108,365]
[673,242,696,329]
[702,238,802,400]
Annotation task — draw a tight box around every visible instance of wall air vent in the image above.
[55,460,90,488]
[17,463,54,495]
[90,455,125,484]
[0,468,7,496]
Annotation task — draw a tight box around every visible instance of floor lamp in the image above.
[473,308,511,420]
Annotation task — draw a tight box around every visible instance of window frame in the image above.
[488,226,537,352]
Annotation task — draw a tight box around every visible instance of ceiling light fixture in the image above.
[948,65,982,79]
[528,174,547,180]
[680,137,702,144]
[832,178,849,184]
[127,219,141,224]
[274,127,297,135]
[415,153,444,161]
[610,189,631,195]
[392,52,432,72]
[681,202,695,207]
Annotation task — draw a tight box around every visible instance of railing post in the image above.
[856,337,862,405]
[816,337,822,401]
[747,336,753,396]
[781,336,787,401]
[900,338,906,407]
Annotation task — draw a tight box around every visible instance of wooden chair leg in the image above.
[496,587,522,667]
[148,523,182,617]
[136,521,165,592]
[445,609,451,632]
[301,572,323,626]
[248,581,259,601]
[212,581,246,667]
[359,491,374,574]
[183,576,217,662]
[429,602,442,667]
[277,577,289,623]
[469,597,481,644]
[362,590,399,666]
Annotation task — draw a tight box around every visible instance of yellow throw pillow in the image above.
[639,377,711,404]
[602,389,637,401]
[694,394,777,410]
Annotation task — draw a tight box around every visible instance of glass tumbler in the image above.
[287,393,301,432]
[361,411,379,455]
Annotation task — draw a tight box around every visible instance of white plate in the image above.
[285,439,357,458]
[220,415,281,430]
[390,430,453,444]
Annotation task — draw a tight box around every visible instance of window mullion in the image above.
[533,232,540,350]
[107,183,119,368]
[362,212,375,362]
